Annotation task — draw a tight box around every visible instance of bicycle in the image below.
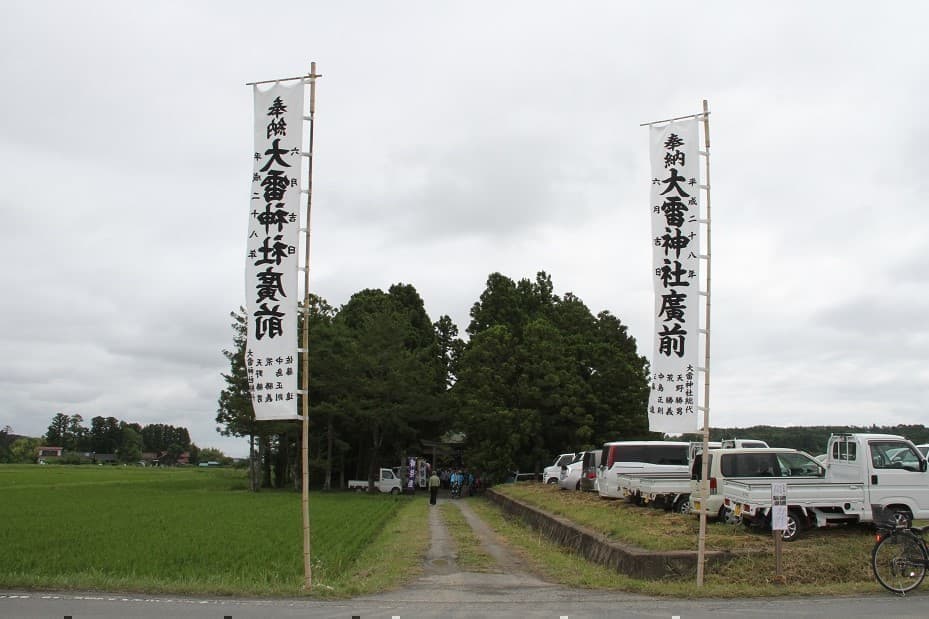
[871,508,929,594]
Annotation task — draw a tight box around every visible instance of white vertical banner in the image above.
[647,119,701,434]
[245,82,305,420]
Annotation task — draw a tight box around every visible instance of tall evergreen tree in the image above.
[454,271,650,479]
[335,287,445,488]
[434,315,464,389]
[45,413,69,446]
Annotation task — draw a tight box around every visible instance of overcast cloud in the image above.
[2,1,928,457]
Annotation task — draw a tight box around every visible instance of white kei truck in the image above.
[724,433,929,541]
[347,467,402,494]
[597,441,691,499]
[618,474,692,512]
[614,441,723,512]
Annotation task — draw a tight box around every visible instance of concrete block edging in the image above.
[486,488,736,579]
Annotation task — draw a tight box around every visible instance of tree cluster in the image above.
[43,413,193,464]
[218,271,653,488]
[218,284,448,491]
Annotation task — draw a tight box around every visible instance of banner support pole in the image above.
[300,61,319,591]
[696,99,712,587]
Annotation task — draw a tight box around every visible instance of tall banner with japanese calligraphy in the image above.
[245,82,305,420]
[648,119,701,433]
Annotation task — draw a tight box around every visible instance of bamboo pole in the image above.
[696,99,712,586]
[300,61,319,591]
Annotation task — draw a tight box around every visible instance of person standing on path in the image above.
[429,470,441,505]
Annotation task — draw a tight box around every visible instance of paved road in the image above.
[3,497,928,618]
[4,588,929,619]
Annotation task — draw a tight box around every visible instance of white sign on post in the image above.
[771,481,788,531]
[646,118,701,434]
[245,81,305,421]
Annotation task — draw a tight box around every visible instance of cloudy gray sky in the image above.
[2,1,927,457]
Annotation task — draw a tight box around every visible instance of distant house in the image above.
[37,446,63,458]
[141,450,191,466]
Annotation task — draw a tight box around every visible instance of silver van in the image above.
[690,447,820,520]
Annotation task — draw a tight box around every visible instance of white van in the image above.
[544,452,577,484]
[597,441,690,499]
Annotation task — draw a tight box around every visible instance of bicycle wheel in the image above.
[872,530,928,594]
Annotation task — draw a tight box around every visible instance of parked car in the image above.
[558,452,586,491]
[579,449,601,492]
[544,452,577,484]
[505,471,541,483]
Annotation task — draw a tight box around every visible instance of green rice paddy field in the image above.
[0,465,425,596]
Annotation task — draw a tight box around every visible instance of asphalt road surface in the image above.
[4,498,927,618]
[4,589,929,619]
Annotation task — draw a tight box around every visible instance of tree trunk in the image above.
[261,435,272,488]
[324,414,333,491]
[248,433,260,492]
[367,424,382,492]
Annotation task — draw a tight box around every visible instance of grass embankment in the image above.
[483,483,884,597]
[0,465,428,597]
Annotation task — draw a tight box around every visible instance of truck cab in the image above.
[826,433,929,521]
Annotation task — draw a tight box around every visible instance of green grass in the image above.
[325,494,430,597]
[0,465,900,598]
[485,483,889,596]
[497,482,766,551]
[0,465,423,597]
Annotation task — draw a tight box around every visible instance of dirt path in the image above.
[452,499,534,576]
[373,496,564,603]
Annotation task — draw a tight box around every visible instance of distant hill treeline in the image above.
[681,425,929,455]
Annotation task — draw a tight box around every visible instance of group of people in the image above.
[428,467,484,505]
